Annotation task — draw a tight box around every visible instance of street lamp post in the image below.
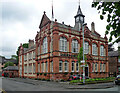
[82,23,87,84]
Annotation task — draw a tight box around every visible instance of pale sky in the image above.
[0,0,118,58]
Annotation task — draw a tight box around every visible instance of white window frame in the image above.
[95,63,98,72]
[46,62,48,72]
[72,39,78,53]
[59,61,62,72]
[92,63,94,72]
[103,63,106,72]
[51,61,53,72]
[64,61,68,72]
[33,64,35,73]
[42,62,44,72]
[59,37,67,52]
[100,63,102,72]
[76,61,79,72]
[43,37,48,53]
[92,43,97,55]
[118,58,120,63]
[118,67,120,73]
[84,41,89,54]
[38,45,40,55]
[38,63,40,73]
[100,45,104,56]
[72,61,74,72]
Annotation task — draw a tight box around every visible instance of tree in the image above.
[11,55,17,60]
[77,47,87,81]
[92,1,120,43]
[4,62,14,68]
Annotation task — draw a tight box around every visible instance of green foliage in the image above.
[92,1,120,43]
[11,55,17,60]
[77,47,87,65]
[4,61,14,68]
[16,43,28,64]
[70,77,115,83]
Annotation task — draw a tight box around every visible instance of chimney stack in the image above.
[28,39,34,48]
[91,22,95,32]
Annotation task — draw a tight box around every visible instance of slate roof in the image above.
[3,66,18,71]
[108,51,119,57]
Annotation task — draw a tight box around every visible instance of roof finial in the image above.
[51,0,54,21]
[79,0,80,6]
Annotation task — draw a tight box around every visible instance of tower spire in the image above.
[51,0,54,21]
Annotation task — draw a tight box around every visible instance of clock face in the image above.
[76,17,79,22]
[80,17,83,23]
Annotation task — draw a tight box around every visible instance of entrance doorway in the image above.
[85,67,89,77]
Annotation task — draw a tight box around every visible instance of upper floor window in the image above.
[84,41,89,54]
[100,45,105,56]
[100,63,102,72]
[59,37,67,52]
[43,37,48,53]
[92,43,98,55]
[72,39,78,53]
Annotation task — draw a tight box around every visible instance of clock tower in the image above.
[74,4,85,30]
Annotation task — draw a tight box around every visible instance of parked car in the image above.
[68,74,89,81]
[115,75,120,85]
[69,75,80,80]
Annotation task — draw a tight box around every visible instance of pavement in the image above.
[6,77,116,89]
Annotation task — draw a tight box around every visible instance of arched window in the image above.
[72,39,78,53]
[92,43,98,55]
[43,37,48,53]
[84,41,89,54]
[100,45,105,56]
[59,37,67,52]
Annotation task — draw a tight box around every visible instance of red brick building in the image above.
[19,5,109,80]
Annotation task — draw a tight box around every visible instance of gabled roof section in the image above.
[39,11,50,29]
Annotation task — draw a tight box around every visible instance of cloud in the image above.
[0,0,118,58]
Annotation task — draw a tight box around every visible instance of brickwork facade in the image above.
[19,5,109,80]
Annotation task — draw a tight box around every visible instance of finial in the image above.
[79,0,80,6]
[44,11,46,14]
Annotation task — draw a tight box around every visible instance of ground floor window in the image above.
[92,63,94,72]
[64,61,68,72]
[59,61,62,72]
[33,64,35,73]
[72,61,74,72]
[76,61,79,72]
[100,63,102,72]
[38,63,40,73]
[118,67,120,73]
[46,62,48,72]
[103,63,106,72]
